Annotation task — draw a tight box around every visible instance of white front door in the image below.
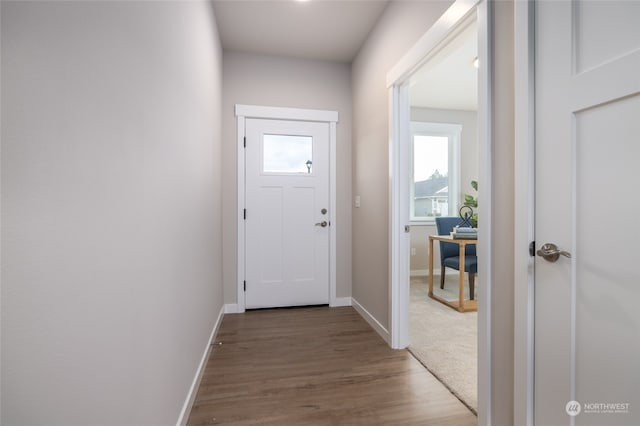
[244,118,330,309]
[534,1,640,424]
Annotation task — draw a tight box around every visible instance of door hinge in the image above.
[529,241,536,257]
[243,280,246,292]
[243,209,246,220]
[243,136,246,148]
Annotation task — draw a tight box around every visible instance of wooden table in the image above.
[428,234,477,313]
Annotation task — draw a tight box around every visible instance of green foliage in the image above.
[463,180,478,227]
[464,194,477,208]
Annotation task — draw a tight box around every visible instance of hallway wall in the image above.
[221,51,353,306]
[0,1,224,424]
[351,0,453,337]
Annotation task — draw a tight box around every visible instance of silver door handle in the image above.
[315,221,328,228]
[536,243,571,262]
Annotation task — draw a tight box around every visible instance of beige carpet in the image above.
[409,275,477,413]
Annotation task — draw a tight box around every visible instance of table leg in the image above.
[458,243,465,312]
[428,237,434,297]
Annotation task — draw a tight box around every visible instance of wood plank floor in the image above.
[186,306,477,426]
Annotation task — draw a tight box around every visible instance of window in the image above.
[263,134,313,174]
[410,122,461,222]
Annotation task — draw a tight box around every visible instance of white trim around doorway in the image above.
[513,1,536,425]
[387,0,492,424]
[235,105,340,312]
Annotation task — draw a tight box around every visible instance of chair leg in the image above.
[440,266,446,289]
[468,272,475,300]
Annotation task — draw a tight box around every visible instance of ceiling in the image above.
[212,0,389,63]
[409,19,478,111]
[212,0,476,111]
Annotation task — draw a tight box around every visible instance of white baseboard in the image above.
[330,296,352,307]
[176,304,225,426]
[351,298,390,345]
[224,303,244,314]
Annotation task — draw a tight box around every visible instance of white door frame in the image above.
[387,0,492,424]
[235,105,339,312]
[513,1,535,425]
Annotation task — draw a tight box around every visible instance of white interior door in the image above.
[534,1,640,424]
[244,118,330,309]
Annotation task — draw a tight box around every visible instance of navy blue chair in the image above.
[434,217,477,300]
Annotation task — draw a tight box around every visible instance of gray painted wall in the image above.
[221,51,353,305]
[351,0,453,335]
[0,1,223,424]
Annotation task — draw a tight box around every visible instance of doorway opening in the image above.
[387,0,492,422]
[406,11,479,413]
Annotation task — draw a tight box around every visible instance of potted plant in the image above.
[463,180,478,228]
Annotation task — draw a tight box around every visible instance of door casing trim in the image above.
[235,105,339,312]
[513,1,535,425]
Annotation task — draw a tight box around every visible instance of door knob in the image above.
[315,221,328,228]
[536,243,571,262]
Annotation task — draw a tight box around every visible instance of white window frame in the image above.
[409,121,462,223]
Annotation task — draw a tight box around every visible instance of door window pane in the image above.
[263,134,313,174]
